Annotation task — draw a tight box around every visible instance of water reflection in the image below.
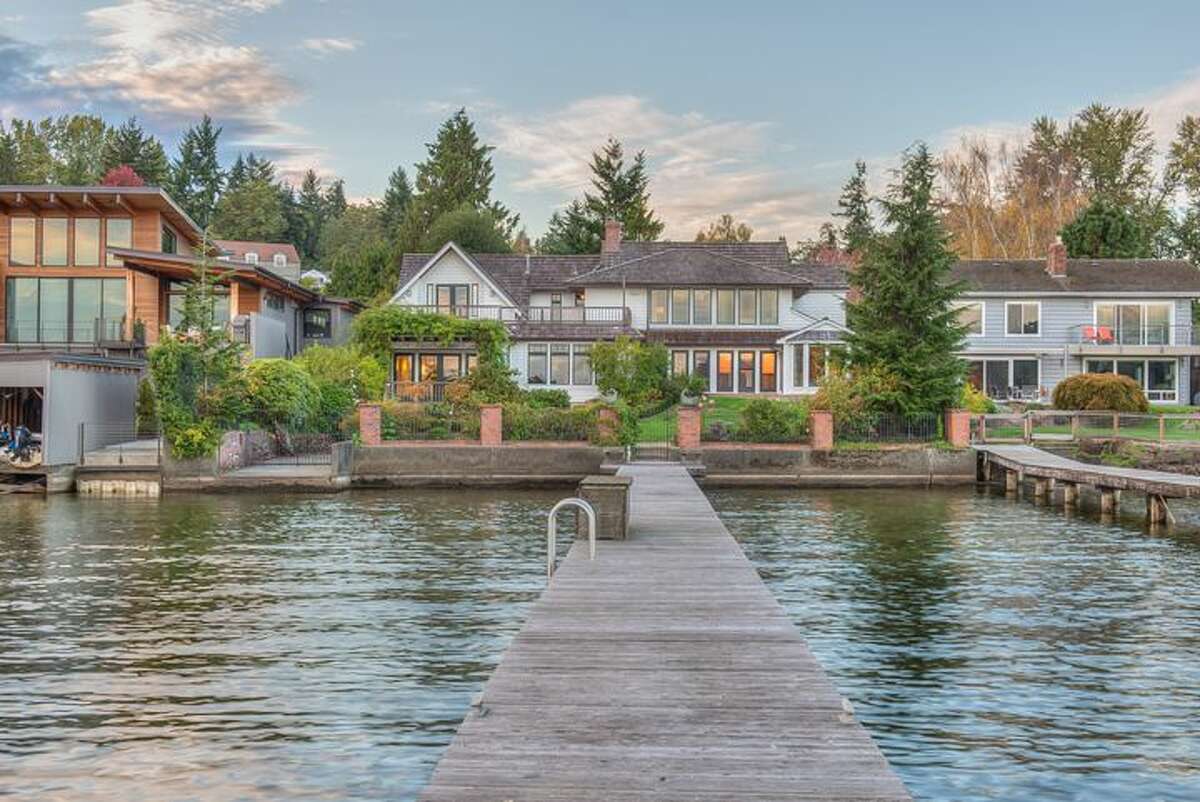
[710,486,1200,802]
[0,490,568,802]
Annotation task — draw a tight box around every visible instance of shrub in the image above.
[590,337,670,407]
[501,401,633,446]
[135,379,159,435]
[294,344,387,402]
[811,366,904,429]
[376,399,480,441]
[166,420,219,460]
[524,388,571,409]
[738,399,809,443]
[959,382,996,414]
[244,359,321,430]
[352,305,509,372]
[1052,373,1148,412]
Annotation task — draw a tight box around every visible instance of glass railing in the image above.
[1068,324,1197,346]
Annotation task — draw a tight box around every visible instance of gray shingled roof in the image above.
[953,259,1200,294]
[567,247,810,287]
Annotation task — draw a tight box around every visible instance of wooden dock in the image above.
[419,463,910,801]
[975,443,1200,521]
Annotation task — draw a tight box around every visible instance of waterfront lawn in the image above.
[634,396,756,441]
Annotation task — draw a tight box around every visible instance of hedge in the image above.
[1052,373,1149,413]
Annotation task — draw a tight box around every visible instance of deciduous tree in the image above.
[695,214,753,242]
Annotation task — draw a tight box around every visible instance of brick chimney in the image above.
[1047,237,1067,277]
[601,218,622,257]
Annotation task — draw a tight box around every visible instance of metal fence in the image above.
[836,412,942,444]
[386,381,451,403]
[78,422,162,466]
[248,432,336,466]
[380,406,481,441]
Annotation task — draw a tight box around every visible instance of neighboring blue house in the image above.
[790,241,1200,405]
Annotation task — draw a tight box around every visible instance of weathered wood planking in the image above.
[419,463,911,802]
[975,443,1200,498]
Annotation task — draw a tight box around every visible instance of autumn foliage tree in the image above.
[100,164,145,187]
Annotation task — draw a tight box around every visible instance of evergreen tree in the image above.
[843,144,966,414]
[537,138,664,253]
[102,117,170,185]
[225,154,248,192]
[1066,103,1156,206]
[1060,198,1151,258]
[401,109,517,248]
[50,115,108,184]
[0,125,17,183]
[170,115,224,228]
[537,200,601,254]
[8,119,54,183]
[420,204,512,253]
[328,239,399,304]
[584,138,664,242]
[380,165,413,235]
[210,178,288,242]
[297,169,327,260]
[835,160,874,254]
[324,178,347,218]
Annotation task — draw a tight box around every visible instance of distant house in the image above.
[215,239,303,284]
[387,223,1200,405]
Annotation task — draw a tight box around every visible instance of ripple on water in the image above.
[709,486,1200,802]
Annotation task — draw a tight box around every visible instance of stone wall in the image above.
[697,444,974,487]
[352,443,623,486]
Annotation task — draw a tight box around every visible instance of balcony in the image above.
[1066,324,1200,356]
[0,318,140,354]
[408,304,633,326]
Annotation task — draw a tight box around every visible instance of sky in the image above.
[3,0,1200,244]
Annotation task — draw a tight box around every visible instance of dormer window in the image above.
[273,253,287,268]
[245,252,259,264]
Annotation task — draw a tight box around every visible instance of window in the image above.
[671,289,691,324]
[395,354,415,382]
[572,344,593,385]
[265,292,285,312]
[105,218,132,265]
[168,281,230,329]
[441,354,464,380]
[1148,360,1177,401]
[419,354,438,382]
[716,289,735,325]
[527,344,547,384]
[303,308,332,338]
[273,253,287,268]
[738,289,758,325]
[245,252,259,264]
[43,219,68,266]
[956,301,984,336]
[759,350,778,392]
[973,358,1040,399]
[966,360,983,391]
[161,225,177,254]
[671,350,689,376]
[759,289,779,325]
[807,345,828,388]
[1117,360,1145,386]
[75,218,100,266]
[467,354,479,374]
[5,278,38,341]
[71,279,102,342]
[436,284,470,315]
[693,289,712,325]
[1012,359,1038,389]
[716,351,734,392]
[1006,302,1040,335]
[1095,302,1173,345]
[38,278,69,342]
[692,351,711,391]
[985,361,1009,397]
[10,218,35,265]
[650,289,669,324]
[550,344,570,385]
[738,351,756,392]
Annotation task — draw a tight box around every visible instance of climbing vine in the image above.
[351,306,510,370]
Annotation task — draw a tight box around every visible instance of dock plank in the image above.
[418,463,911,801]
[975,443,1200,497]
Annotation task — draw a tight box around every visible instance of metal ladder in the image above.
[546,497,596,579]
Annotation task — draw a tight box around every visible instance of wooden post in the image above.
[978,414,987,444]
[1071,414,1079,440]
[1023,414,1033,444]
[1159,415,1166,443]
[1146,494,1169,525]
[1005,468,1019,494]
[1033,477,1050,501]
[1099,487,1118,515]
[1060,481,1078,506]
[1112,412,1120,438]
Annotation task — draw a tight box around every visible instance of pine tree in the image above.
[225,154,248,192]
[102,117,170,185]
[381,165,413,235]
[401,109,517,249]
[324,178,347,218]
[537,200,601,254]
[843,144,966,414]
[0,125,17,183]
[170,115,224,228]
[297,169,327,259]
[584,138,664,242]
[835,160,874,254]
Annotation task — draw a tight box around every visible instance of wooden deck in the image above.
[419,463,911,802]
[974,444,1200,498]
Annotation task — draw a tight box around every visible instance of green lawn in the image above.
[635,404,678,442]
[982,413,1200,443]
[634,396,787,442]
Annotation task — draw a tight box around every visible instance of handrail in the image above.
[547,497,596,579]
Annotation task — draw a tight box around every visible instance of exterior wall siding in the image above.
[393,250,512,307]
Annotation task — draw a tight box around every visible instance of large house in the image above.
[0,185,358,358]
[388,223,1200,405]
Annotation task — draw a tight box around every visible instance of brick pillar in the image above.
[480,404,503,446]
[358,403,382,446]
[810,410,833,450]
[945,409,971,448]
[676,406,701,449]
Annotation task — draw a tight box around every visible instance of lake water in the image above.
[1,487,1198,801]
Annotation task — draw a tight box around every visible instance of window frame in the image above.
[572,343,593,386]
[74,218,101,266]
[549,343,571,385]
[758,289,779,326]
[737,350,756,392]
[692,350,711,392]
[715,350,734,392]
[105,218,132,266]
[9,217,37,266]
[1085,357,1178,402]
[649,289,669,324]
[670,288,691,325]
[671,350,689,377]
[42,218,68,266]
[738,289,758,326]
[1093,301,1175,345]
[759,350,778,392]
[1004,301,1041,337]
[692,289,712,325]
[715,289,735,325]
[527,343,548,385]
[303,308,332,339]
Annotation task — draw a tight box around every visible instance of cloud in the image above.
[487,95,833,242]
[44,0,326,177]
[301,37,361,57]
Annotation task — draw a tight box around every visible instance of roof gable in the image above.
[390,242,520,306]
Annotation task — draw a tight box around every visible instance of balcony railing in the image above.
[0,318,134,351]
[407,304,631,326]
[385,381,451,403]
[1068,323,1199,346]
